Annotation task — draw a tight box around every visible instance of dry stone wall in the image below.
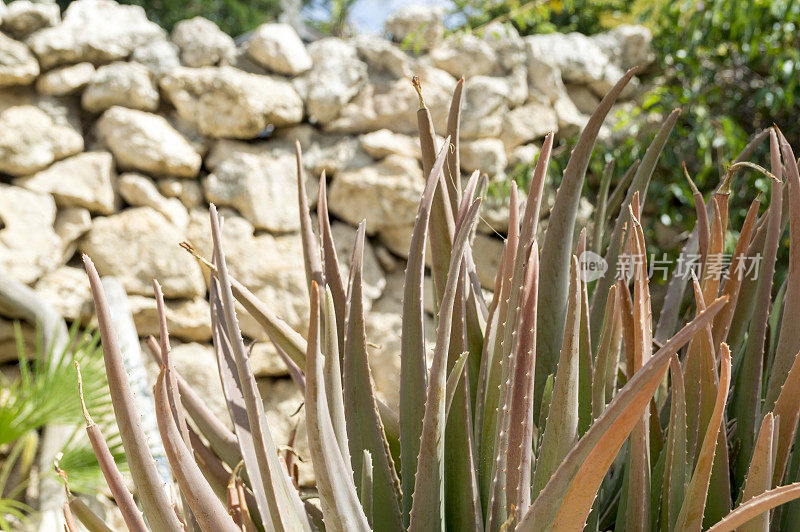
[0,0,653,481]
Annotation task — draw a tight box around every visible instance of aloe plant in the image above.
[70,73,800,532]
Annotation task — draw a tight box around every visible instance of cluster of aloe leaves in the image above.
[67,68,800,532]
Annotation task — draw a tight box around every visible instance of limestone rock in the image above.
[0,33,38,86]
[461,138,507,176]
[566,84,600,114]
[272,125,368,178]
[128,295,211,342]
[2,0,59,38]
[430,33,496,78]
[118,173,189,229]
[246,22,312,75]
[15,151,116,214]
[327,64,454,134]
[203,149,302,233]
[526,32,609,85]
[354,35,411,79]
[592,25,654,71]
[95,106,201,178]
[82,61,160,113]
[460,75,509,139]
[132,40,181,77]
[359,129,420,160]
[328,155,422,235]
[157,177,203,209]
[293,38,366,125]
[27,0,166,69]
[171,16,235,67]
[35,266,93,321]
[0,184,61,283]
[472,233,504,289]
[54,206,91,262]
[385,5,444,52]
[500,98,558,150]
[508,143,541,168]
[250,342,289,377]
[160,66,303,138]
[0,105,83,176]
[480,21,526,71]
[79,207,205,298]
[35,62,95,95]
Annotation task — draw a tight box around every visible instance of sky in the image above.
[305,0,453,35]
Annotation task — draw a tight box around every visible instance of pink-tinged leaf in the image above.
[732,129,784,487]
[739,413,776,532]
[771,348,800,488]
[517,295,728,531]
[209,205,312,531]
[317,171,347,356]
[766,133,800,410]
[660,355,688,531]
[707,484,800,532]
[675,344,732,532]
[82,255,184,532]
[153,366,240,532]
[295,141,323,292]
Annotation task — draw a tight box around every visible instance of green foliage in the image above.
[450,0,636,36]
[56,0,282,35]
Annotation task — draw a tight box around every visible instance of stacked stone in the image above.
[0,0,654,486]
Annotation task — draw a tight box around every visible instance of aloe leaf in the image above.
[624,209,653,531]
[479,187,519,503]
[408,198,482,531]
[153,366,240,532]
[209,277,273,527]
[295,141,323,292]
[592,159,615,255]
[209,205,312,531]
[591,285,620,420]
[82,255,184,532]
[771,348,800,489]
[400,137,452,525]
[414,76,455,309]
[732,130,784,487]
[482,134,553,510]
[517,295,728,531]
[531,255,582,501]
[659,355,687,532]
[675,344,732,532]
[706,483,800,532]
[765,134,800,410]
[444,260,483,531]
[577,231,593,437]
[317,172,347,356]
[75,362,147,532]
[739,412,776,532]
[445,351,469,419]
[342,221,404,531]
[444,77,464,214]
[68,495,115,532]
[537,69,637,418]
[684,162,710,266]
[712,193,762,347]
[361,450,374,527]
[590,109,680,346]
[605,159,640,226]
[272,337,306,394]
[305,282,370,532]
[504,242,539,524]
[322,287,350,470]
